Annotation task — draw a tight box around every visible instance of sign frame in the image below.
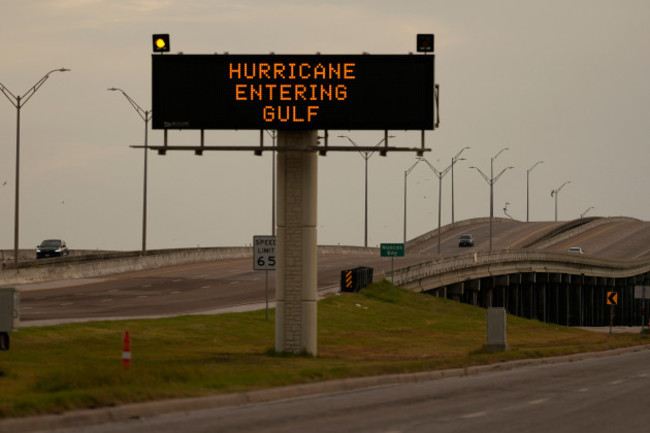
[152,53,434,131]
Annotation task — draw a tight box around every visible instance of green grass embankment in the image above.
[0,281,645,418]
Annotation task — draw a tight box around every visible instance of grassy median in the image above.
[0,281,645,418]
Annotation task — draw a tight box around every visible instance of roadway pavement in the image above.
[3,344,648,433]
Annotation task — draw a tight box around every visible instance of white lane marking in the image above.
[171,291,181,294]
[172,279,182,283]
[201,285,211,289]
[638,373,648,378]
[529,398,547,405]
[578,388,589,392]
[609,380,623,385]
[101,298,112,302]
[141,284,151,288]
[138,295,148,299]
[108,290,118,293]
[633,248,650,259]
[461,412,487,419]
[230,281,240,285]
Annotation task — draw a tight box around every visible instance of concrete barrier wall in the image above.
[0,245,378,286]
[0,247,253,286]
[392,249,650,292]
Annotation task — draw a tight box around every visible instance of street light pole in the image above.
[0,68,70,266]
[581,206,594,218]
[551,181,570,222]
[339,135,393,247]
[526,161,543,222]
[420,158,453,254]
[469,148,512,252]
[450,146,469,224]
[108,88,151,255]
[403,158,426,244]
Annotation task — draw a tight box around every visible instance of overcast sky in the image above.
[1,0,649,251]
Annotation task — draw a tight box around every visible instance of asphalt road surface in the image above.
[18,254,423,324]
[47,349,650,433]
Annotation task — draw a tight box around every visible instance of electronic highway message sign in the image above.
[152,54,434,130]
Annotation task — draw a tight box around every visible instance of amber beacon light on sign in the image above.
[416,34,434,53]
[152,53,434,131]
[152,34,170,53]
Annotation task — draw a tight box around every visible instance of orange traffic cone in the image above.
[122,330,131,370]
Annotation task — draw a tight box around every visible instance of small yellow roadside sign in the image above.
[607,291,618,305]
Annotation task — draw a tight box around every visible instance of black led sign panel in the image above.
[152,54,434,130]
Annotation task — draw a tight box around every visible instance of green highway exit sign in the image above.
[380,243,405,257]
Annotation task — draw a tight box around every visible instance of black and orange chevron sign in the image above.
[345,270,353,289]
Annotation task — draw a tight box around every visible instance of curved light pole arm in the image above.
[338,134,393,160]
[1,68,70,107]
[556,180,571,193]
[108,87,150,122]
[406,158,425,176]
[338,134,357,148]
[527,160,543,174]
[581,206,595,218]
[494,166,514,183]
[0,82,18,106]
[452,146,470,162]
[469,166,490,184]
[492,147,509,163]
[21,68,70,105]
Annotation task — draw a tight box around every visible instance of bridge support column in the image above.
[275,130,318,355]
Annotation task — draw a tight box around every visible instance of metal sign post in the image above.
[380,243,405,298]
[254,235,276,320]
[607,291,618,334]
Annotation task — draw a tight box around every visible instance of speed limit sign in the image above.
[253,235,276,270]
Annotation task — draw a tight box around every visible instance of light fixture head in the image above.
[152,34,170,53]
[416,34,434,53]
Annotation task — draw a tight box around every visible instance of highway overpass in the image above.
[2,216,649,327]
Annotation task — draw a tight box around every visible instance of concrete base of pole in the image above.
[275,130,318,355]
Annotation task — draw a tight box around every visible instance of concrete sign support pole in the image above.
[275,130,318,355]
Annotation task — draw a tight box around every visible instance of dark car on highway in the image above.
[458,234,474,247]
[36,239,69,259]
